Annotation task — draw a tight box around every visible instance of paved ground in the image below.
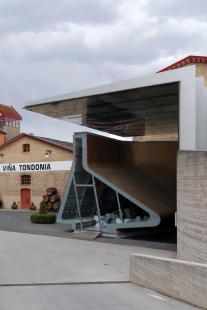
[0,230,199,310]
[0,210,176,251]
[0,210,199,310]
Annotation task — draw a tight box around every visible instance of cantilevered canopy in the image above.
[25,81,179,137]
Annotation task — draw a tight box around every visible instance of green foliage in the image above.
[39,200,47,214]
[13,201,16,205]
[31,202,34,206]
[30,213,56,224]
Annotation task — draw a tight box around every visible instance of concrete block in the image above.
[130,254,207,309]
[177,151,207,264]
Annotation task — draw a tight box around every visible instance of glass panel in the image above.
[118,194,150,223]
[16,120,20,128]
[76,186,98,230]
[62,180,80,228]
[74,170,93,185]
[74,138,93,185]
[0,116,4,129]
[94,178,122,232]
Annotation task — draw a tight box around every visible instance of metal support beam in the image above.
[92,175,103,232]
[73,177,83,230]
[116,192,123,223]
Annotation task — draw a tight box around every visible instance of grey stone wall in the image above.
[177,151,207,264]
[130,254,207,309]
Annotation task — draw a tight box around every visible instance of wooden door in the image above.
[21,188,31,209]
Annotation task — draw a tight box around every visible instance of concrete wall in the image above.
[177,151,207,264]
[0,136,73,209]
[4,126,20,142]
[130,254,207,309]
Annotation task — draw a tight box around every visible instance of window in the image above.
[0,116,4,129]
[4,117,20,128]
[23,144,30,152]
[15,120,20,128]
[21,175,31,185]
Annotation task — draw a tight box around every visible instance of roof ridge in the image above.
[0,128,7,134]
[158,55,207,73]
[11,105,22,120]
[0,132,73,152]
[0,103,22,120]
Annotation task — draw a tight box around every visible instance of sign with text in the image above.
[0,161,73,173]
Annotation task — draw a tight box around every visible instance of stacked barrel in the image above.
[43,187,61,211]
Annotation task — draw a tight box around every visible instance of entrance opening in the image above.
[59,133,177,236]
[21,188,31,209]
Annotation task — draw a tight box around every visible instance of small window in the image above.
[23,144,30,152]
[0,116,4,129]
[15,120,20,128]
[21,175,31,185]
[9,118,12,126]
[12,119,16,127]
[5,117,9,126]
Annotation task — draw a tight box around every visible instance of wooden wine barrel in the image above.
[50,194,60,203]
[47,187,57,195]
[53,201,61,210]
[46,201,53,210]
[43,195,50,202]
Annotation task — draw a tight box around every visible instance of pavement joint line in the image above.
[0,281,130,287]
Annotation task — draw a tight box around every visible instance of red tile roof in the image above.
[158,55,207,73]
[0,103,22,120]
[0,128,7,135]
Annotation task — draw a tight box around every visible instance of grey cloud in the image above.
[0,0,122,35]
[0,0,206,141]
[17,24,205,69]
[143,0,207,19]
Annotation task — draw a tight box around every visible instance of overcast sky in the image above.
[0,0,206,142]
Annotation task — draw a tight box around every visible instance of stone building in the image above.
[0,103,22,143]
[0,133,73,209]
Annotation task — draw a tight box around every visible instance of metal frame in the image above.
[57,132,162,234]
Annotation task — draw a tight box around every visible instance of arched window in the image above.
[23,144,30,152]
[21,175,31,185]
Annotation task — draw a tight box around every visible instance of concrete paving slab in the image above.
[0,230,200,310]
[0,283,201,310]
[0,231,176,284]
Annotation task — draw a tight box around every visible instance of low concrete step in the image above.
[74,230,101,240]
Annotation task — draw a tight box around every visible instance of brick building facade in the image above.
[0,133,73,209]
